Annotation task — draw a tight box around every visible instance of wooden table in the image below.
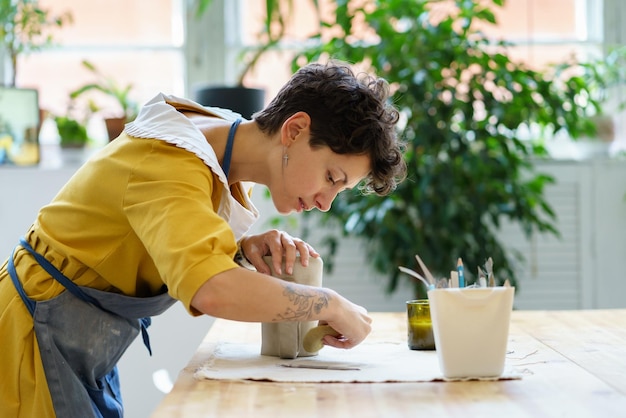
[151,310,626,417]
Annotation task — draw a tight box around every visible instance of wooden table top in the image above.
[151,310,626,418]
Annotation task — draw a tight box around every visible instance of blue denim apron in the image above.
[8,237,176,418]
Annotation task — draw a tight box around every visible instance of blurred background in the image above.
[2,1,625,416]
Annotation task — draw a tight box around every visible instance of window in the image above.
[15,0,185,144]
[239,0,606,102]
[487,0,603,67]
[10,0,619,148]
[236,0,620,153]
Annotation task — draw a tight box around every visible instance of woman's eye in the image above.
[327,173,336,185]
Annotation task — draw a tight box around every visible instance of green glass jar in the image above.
[406,299,436,350]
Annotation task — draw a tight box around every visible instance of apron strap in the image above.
[221,118,241,179]
[7,245,36,316]
[19,237,104,308]
[15,237,154,355]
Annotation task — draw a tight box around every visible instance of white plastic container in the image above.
[428,286,515,378]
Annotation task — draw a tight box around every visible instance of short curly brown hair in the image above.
[253,62,406,196]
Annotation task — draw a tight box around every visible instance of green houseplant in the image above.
[293,0,601,297]
[54,115,89,148]
[0,0,72,86]
[69,60,139,141]
[553,46,626,151]
[54,98,93,148]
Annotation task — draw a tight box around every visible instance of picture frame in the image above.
[0,87,40,166]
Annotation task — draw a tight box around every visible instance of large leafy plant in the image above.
[293,0,599,297]
[0,0,72,86]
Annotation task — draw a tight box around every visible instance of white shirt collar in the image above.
[125,93,259,240]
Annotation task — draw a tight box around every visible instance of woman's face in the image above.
[270,136,371,215]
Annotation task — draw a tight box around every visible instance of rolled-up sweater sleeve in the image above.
[123,139,239,314]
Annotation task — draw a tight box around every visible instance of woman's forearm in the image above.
[190,267,338,323]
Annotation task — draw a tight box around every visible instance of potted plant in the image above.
[69,60,139,141]
[551,46,626,157]
[54,115,89,148]
[54,98,92,148]
[0,0,72,87]
[191,0,321,118]
[292,0,601,298]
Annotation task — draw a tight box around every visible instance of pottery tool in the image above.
[399,266,435,291]
[414,254,436,287]
[485,257,495,287]
[303,325,341,352]
[477,266,487,287]
[279,361,361,371]
[450,271,459,288]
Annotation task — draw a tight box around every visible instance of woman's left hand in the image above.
[238,230,320,275]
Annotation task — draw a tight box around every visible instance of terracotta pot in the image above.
[105,117,126,141]
[590,114,615,143]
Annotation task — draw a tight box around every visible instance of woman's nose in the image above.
[315,189,338,212]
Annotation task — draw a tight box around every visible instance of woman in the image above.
[0,62,406,417]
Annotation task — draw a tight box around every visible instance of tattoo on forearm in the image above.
[275,283,330,321]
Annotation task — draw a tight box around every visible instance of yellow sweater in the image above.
[0,115,254,416]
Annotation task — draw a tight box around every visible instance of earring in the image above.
[283,153,289,167]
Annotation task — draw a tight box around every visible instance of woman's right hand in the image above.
[191,265,371,349]
[320,292,372,349]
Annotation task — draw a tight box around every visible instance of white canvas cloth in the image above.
[194,340,523,383]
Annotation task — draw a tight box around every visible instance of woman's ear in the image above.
[280,111,311,147]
